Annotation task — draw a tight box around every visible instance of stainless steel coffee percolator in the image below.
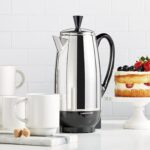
[53,16,115,133]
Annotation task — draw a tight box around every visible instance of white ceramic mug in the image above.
[2,96,25,130]
[15,93,60,135]
[0,66,25,128]
[0,66,25,95]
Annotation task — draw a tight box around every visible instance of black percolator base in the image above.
[60,110,100,133]
[61,126,95,133]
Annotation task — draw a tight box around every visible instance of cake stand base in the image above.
[111,97,150,130]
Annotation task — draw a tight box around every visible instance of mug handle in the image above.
[16,70,25,89]
[14,97,27,124]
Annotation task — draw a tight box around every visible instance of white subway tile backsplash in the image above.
[144,0,150,15]
[28,82,53,94]
[112,102,133,117]
[78,0,110,15]
[102,100,113,118]
[145,104,150,118]
[0,0,11,14]
[28,16,59,31]
[111,0,144,16]
[0,32,11,48]
[114,50,129,71]
[145,32,150,48]
[12,32,52,48]
[27,66,54,82]
[95,17,128,31]
[112,32,146,49]
[129,16,150,31]
[28,66,48,82]
[12,0,45,15]
[0,16,28,31]
[28,49,56,66]
[45,0,78,15]
[0,49,28,65]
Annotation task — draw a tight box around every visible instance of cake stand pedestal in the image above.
[111,97,150,129]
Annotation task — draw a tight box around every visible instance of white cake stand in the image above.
[111,97,150,129]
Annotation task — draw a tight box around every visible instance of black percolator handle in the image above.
[96,33,115,96]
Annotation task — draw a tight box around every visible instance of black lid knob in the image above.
[73,16,83,32]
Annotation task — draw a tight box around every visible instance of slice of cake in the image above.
[115,56,150,97]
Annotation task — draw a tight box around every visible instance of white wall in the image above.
[0,0,150,119]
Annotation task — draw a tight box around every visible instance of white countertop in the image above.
[1,120,150,150]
